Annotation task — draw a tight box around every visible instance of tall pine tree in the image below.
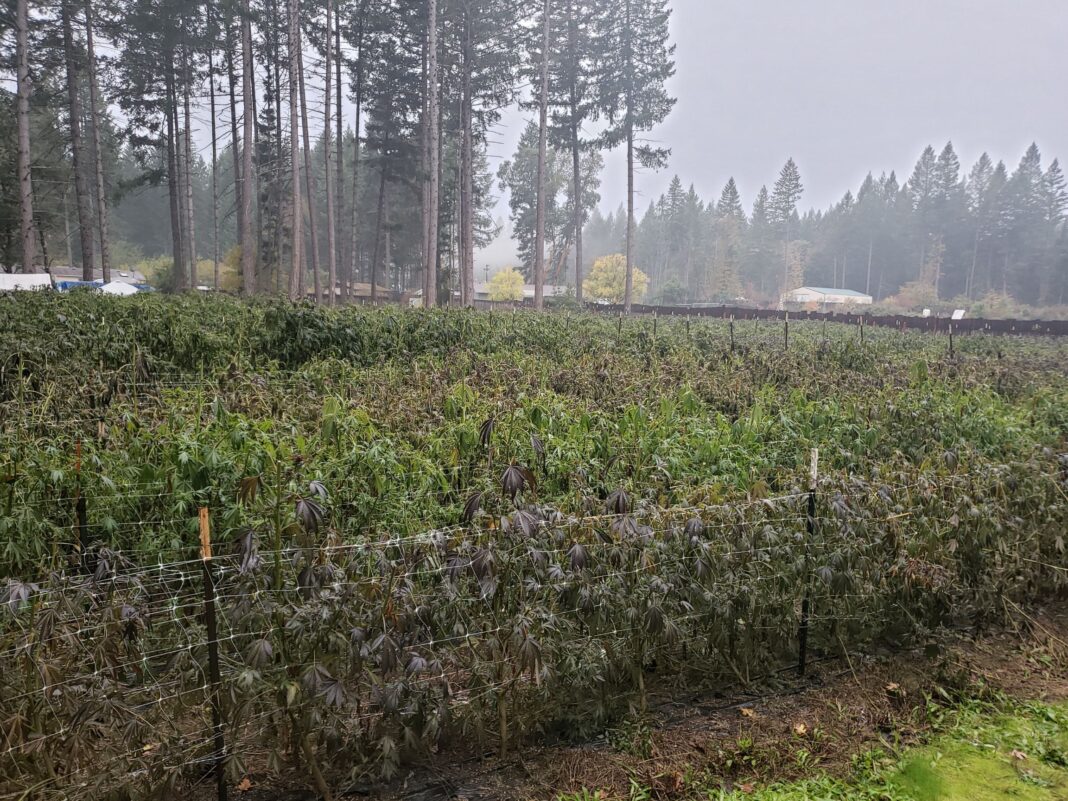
[594,0,675,311]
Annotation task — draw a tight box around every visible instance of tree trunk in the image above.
[183,61,198,288]
[624,124,634,312]
[533,0,550,310]
[165,71,186,288]
[384,210,393,293]
[348,3,369,301]
[84,0,111,282]
[62,1,96,281]
[782,238,789,292]
[287,0,303,300]
[865,238,873,297]
[420,37,430,299]
[297,32,321,303]
[334,2,344,295]
[175,102,190,283]
[226,21,243,251]
[37,225,49,267]
[207,5,220,289]
[460,10,475,306]
[63,189,74,268]
[269,0,284,292]
[371,155,389,304]
[240,0,256,294]
[622,0,634,312]
[967,228,980,300]
[16,0,35,272]
[568,3,583,305]
[424,0,440,307]
[323,0,337,305]
[173,99,188,285]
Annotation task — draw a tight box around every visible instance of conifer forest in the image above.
[2,0,1065,311]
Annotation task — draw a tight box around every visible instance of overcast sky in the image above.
[481,0,1068,266]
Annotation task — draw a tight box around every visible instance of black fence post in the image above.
[799,449,818,678]
[729,315,735,353]
[949,322,955,359]
[200,508,228,801]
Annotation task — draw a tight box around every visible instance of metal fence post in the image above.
[200,507,228,801]
[798,448,818,678]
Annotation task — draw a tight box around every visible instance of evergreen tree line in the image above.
[580,143,1068,310]
[2,0,675,310]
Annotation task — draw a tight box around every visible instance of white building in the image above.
[0,273,52,292]
[780,286,873,308]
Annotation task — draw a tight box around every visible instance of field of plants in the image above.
[1,292,1066,800]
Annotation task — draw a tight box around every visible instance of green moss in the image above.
[891,739,1061,800]
[601,703,1068,801]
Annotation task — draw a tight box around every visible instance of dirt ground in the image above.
[242,602,1068,801]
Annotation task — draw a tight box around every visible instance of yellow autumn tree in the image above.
[583,254,648,304]
[488,267,525,301]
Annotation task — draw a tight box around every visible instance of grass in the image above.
[561,702,1068,801]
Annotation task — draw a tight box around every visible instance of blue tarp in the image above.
[55,280,155,293]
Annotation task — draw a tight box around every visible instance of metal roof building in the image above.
[781,286,873,306]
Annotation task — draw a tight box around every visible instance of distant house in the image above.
[0,272,52,292]
[472,283,570,302]
[408,284,570,307]
[310,282,394,302]
[780,286,873,308]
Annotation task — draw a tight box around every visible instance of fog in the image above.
[481,0,1068,267]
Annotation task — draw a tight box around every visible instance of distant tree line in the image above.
[581,143,1067,309]
[2,0,675,310]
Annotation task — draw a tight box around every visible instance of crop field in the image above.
[1,293,1067,800]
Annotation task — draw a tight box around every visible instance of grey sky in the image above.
[481,0,1068,267]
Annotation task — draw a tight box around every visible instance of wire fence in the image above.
[586,302,1068,337]
[1,452,1066,801]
